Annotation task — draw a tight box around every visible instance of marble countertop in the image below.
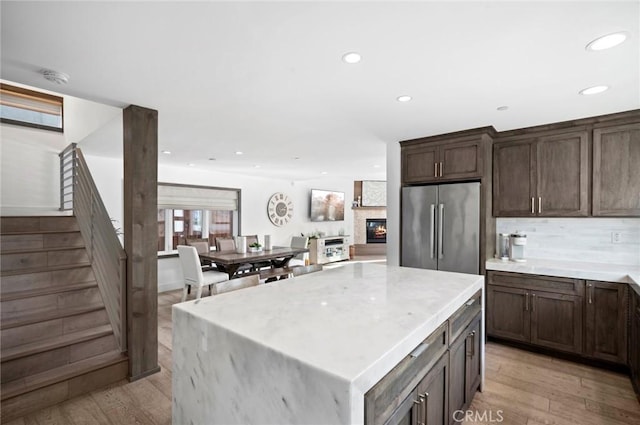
[175,262,483,389]
[486,258,640,293]
[172,263,484,424]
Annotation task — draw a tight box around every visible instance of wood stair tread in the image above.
[0,350,127,401]
[0,245,86,255]
[0,281,98,302]
[0,229,81,236]
[0,262,92,277]
[1,324,113,362]
[0,305,105,330]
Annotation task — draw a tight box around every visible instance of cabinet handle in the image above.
[420,392,429,424]
[538,197,542,214]
[410,342,430,358]
[587,283,593,304]
[439,162,443,177]
[468,330,476,357]
[525,292,529,311]
[466,298,476,307]
[531,293,536,312]
[531,198,535,214]
[434,163,438,178]
[417,394,426,425]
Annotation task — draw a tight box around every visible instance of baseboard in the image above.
[158,281,183,293]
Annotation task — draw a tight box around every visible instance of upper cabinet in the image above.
[401,128,493,184]
[493,130,589,217]
[592,123,640,216]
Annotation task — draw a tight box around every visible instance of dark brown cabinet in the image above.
[448,316,481,425]
[416,353,449,425]
[401,137,487,184]
[585,281,628,364]
[487,271,584,354]
[493,130,589,217]
[629,289,640,398]
[592,123,640,216]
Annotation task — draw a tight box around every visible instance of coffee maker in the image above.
[495,233,510,261]
[509,231,527,262]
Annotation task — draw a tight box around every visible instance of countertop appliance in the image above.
[496,233,510,260]
[401,182,480,274]
[509,231,527,262]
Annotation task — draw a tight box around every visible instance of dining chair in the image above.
[177,245,230,302]
[213,273,260,295]
[216,238,236,252]
[242,235,271,271]
[292,264,323,277]
[288,236,309,267]
[185,238,214,269]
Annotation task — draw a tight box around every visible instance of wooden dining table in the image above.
[199,246,309,278]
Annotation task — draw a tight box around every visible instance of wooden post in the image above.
[123,105,160,381]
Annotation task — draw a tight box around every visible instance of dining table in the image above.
[199,246,309,278]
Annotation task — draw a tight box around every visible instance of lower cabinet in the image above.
[629,289,640,397]
[448,315,481,425]
[487,277,583,354]
[584,280,628,364]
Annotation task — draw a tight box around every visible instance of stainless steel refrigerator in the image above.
[401,182,480,274]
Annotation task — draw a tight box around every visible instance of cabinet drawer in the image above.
[488,271,584,296]
[449,290,482,343]
[365,322,448,425]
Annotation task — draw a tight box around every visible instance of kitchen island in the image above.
[172,262,484,424]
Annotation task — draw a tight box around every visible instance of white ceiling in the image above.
[2,1,638,181]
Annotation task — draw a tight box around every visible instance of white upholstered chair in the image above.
[213,273,260,295]
[177,245,230,302]
[288,236,309,267]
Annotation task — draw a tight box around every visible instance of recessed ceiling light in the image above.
[579,85,609,95]
[161,150,171,155]
[397,95,412,102]
[321,171,328,175]
[373,164,381,168]
[254,165,261,168]
[294,157,300,160]
[497,106,509,111]
[235,151,243,155]
[188,163,196,167]
[586,32,628,51]
[342,52,361,64]
[208,157,216,161]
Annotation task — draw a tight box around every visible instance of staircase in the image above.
[0,216,128,422]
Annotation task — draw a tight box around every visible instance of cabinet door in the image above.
[493,140,536,216]
[537,131,589,216]
[440,141,482,181]
[593,123,640,216]
[631,290,640,396]
[447,331,466,425]
[416,353,448,425]
[487,285,530,343]
[530,291,583,354]
[402,145,439,183]
[383,387,420,425]
[585,281,628,364]
[465,318,481,403]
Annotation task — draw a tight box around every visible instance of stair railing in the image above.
[59,143,127,353]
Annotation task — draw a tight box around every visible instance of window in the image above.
[0,83,64,132]
[157,183,240,254]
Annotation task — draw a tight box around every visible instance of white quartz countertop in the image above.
[486,258,640,293]
[173,262,483,392]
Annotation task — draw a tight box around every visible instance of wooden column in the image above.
[123,105,160,381]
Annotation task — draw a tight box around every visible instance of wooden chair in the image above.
[213,273,260,295]
[177,245,230,302]
[292,264,323,277]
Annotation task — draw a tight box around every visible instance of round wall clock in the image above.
[267,192,293,226]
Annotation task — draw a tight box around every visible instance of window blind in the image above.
[158,184,238,210]
[0,83,63,131]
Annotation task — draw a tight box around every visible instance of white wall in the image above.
[386,140,401,266]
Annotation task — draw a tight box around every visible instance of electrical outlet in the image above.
[611,232,622,244]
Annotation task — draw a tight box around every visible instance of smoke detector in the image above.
[41,69,70,85]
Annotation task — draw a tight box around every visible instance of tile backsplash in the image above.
[496,218,640,266]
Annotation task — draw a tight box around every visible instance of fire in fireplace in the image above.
[366,219,387,244]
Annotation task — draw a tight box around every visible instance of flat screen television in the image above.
[310,189,345,222]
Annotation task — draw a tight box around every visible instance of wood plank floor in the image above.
[5,287,639,425]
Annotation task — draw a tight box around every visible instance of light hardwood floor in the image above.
[6,286,640,425]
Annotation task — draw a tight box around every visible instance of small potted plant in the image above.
[248,242,263,253]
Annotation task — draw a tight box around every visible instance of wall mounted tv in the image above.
[310,189,345,222]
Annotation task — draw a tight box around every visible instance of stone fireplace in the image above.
[352,207,386,255]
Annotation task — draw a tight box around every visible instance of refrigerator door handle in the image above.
[430,204,436,259]
[438,203,444,259]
